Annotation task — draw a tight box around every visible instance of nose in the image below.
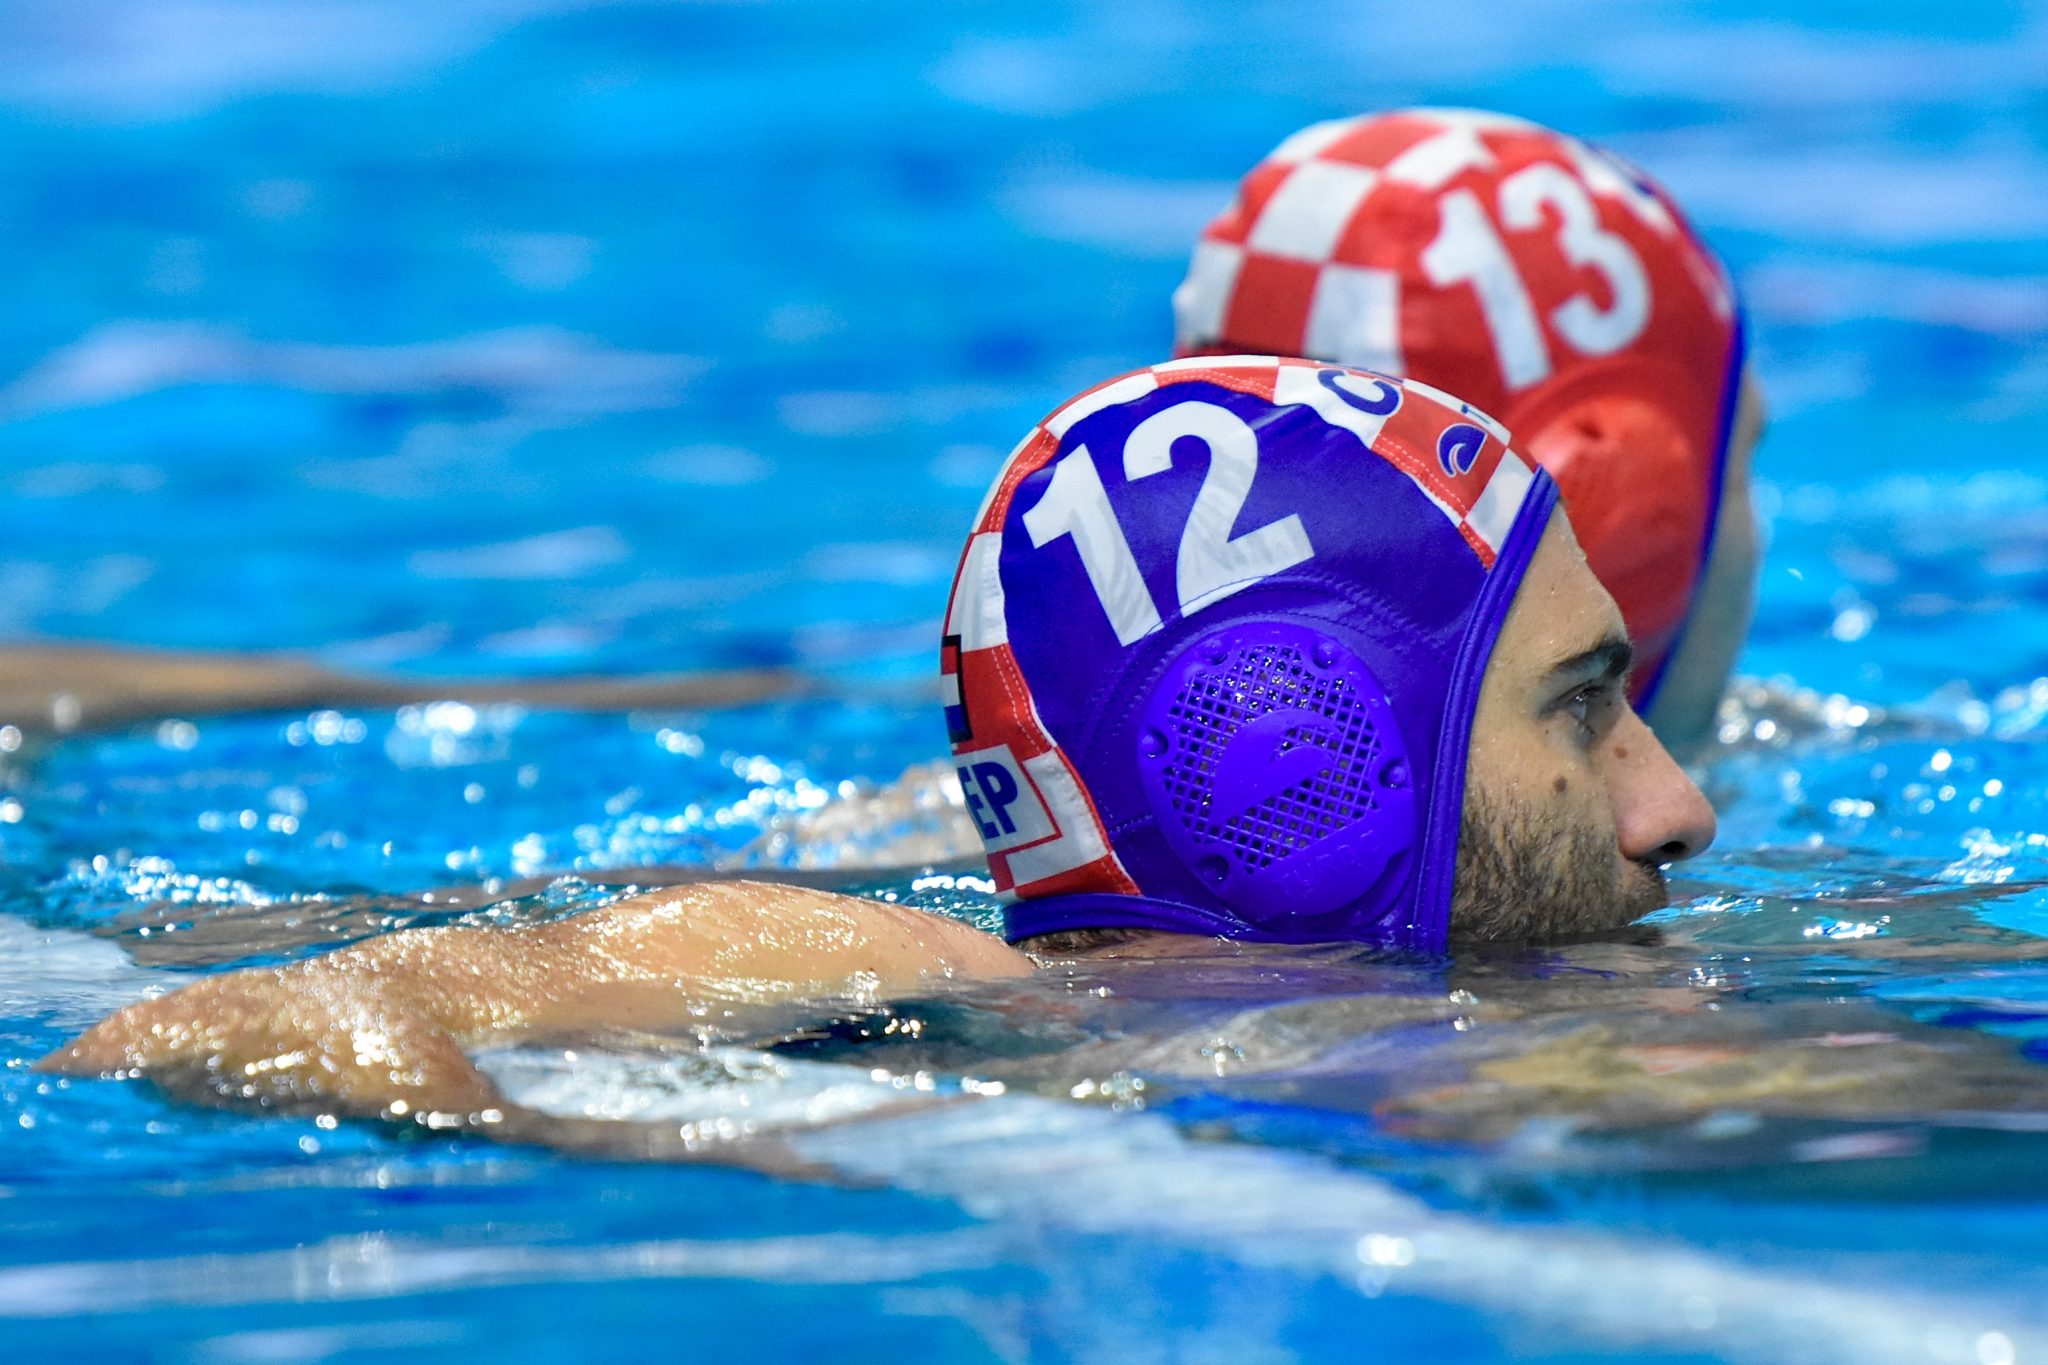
[1606,708,1717,866]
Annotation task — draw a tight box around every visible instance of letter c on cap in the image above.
[1318,367,1402,417]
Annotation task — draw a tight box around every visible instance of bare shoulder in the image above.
[39,879,1030,1091]
[539,880,1033,991]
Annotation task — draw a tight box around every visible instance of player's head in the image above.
[1172,109,1758,753]
[942,358,1713,951]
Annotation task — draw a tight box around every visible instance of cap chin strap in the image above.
[1003,891,1263,944]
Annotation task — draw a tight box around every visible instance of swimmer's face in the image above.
[1453,512,1717,941]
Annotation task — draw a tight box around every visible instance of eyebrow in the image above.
[1539,635,1633,700]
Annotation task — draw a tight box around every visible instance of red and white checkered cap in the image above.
[1173,109,1745,703]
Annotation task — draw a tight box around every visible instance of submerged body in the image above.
[45,498,1715,1132]
[48,874,2048,1175]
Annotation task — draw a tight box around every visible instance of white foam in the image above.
[819,1101,2046,1363]
[0,916,168,1026]
[475,1046,934,1131]
[0,1226,1000,1318]
[486,1047,2047,1363]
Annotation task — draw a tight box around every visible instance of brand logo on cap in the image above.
[953,743,1059,854]
[1438,421,1488,477]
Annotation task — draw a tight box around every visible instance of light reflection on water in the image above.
[16,699,2048,1356]
[0,0,2044,1359]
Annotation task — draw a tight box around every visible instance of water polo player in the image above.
[1173,109,1762,756]
[45,360,1713,1125]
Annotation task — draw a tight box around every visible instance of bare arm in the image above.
[100,858,992,969]
[38,882,1028,1125]
[0,642,800,733]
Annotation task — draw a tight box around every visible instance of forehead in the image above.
[1491,511,1626,683]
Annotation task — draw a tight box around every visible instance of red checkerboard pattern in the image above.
[1173,110,1742,691]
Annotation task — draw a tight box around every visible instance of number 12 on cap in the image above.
[1023,399,1314,646]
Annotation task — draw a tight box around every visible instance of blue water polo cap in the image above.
[940,356,1558,951]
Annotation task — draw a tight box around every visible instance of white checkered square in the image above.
[1044,370,1159,438]
[1564,138,1677,235]
[1271,362,1398,451]
[1150,354,1281,378]
[1303,263,1404,375]
[1245,160,1379,263]
[1401,377,1512,444]
[1170,239,1244,347]
[1383,125,1496,190]
[1464,454,1538,554]
[1266,117,1360,165]
[945,532,1009,649]
[1003,749,1113,886]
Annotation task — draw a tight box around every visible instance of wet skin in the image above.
[1455,513,1716,940]
[38,514,1720,1139]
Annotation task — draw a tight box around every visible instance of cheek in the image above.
[1489,736,1611,834]
[1568,775,1617,837]
[1545,750,1625,848]
[1466,723,1560,802]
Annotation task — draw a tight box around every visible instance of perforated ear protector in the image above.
[1136,619,1416,933]
[942,355,1558,951]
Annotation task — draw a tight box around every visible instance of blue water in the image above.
[3,1,2048,1361]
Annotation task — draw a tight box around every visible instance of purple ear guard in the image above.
[1137,619,1418,934]
[944,357,1556,952]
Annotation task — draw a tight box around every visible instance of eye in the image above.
[1563,684,1599,734]
[1557,681,1619,747]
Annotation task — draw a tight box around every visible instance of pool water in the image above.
[5,1,2048,1361]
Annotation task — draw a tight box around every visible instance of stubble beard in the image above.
[1449,786,1670,943]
